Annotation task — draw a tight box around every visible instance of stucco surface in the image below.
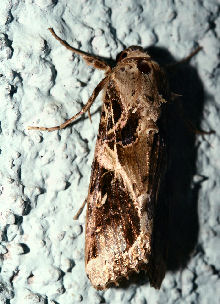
[0,1,219,303]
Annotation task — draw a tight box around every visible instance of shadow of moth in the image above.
[28,28,203,289]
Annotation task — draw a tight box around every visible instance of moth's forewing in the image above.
[85,48,169,289]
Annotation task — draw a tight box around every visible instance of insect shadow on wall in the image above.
[146,45,211,274]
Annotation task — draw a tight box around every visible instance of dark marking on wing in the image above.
[137,60,151,74]
[121,112,139,146]
[104,81,123,132]
[89,239,98,259]
[107,140,115,150]
[89,160,108,195]
[99,171,114,197]
[107,113,114,131]
[98,115,106,138]
[112,98,122,124]
[146,95,154,103]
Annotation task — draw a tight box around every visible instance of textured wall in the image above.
[0,0,219,303]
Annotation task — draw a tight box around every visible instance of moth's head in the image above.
[116,46,150,62]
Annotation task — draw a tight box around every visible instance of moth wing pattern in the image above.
[85,49,169,289]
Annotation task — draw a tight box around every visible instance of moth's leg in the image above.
[166,46,202,70]
[28,76,108,131]
[171,94,215,135]
[185,120,215,136]
[73,199,87,220]
[48,28,111,72]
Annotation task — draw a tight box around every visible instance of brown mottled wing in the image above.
[85,91,167,289]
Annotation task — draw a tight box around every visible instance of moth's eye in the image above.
[116,51,128,62]
[120,52,127,59]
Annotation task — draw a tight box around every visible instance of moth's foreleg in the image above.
[48,28,111,72]
[172,95,215,135]
[167,46,214,135]
[73,199,87,220]
[28,76,109,132]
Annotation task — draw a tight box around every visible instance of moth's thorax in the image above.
[104,56,166,128]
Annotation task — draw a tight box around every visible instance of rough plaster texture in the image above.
[0,0,219,303]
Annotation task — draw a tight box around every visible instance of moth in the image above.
[28,28,202,290]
